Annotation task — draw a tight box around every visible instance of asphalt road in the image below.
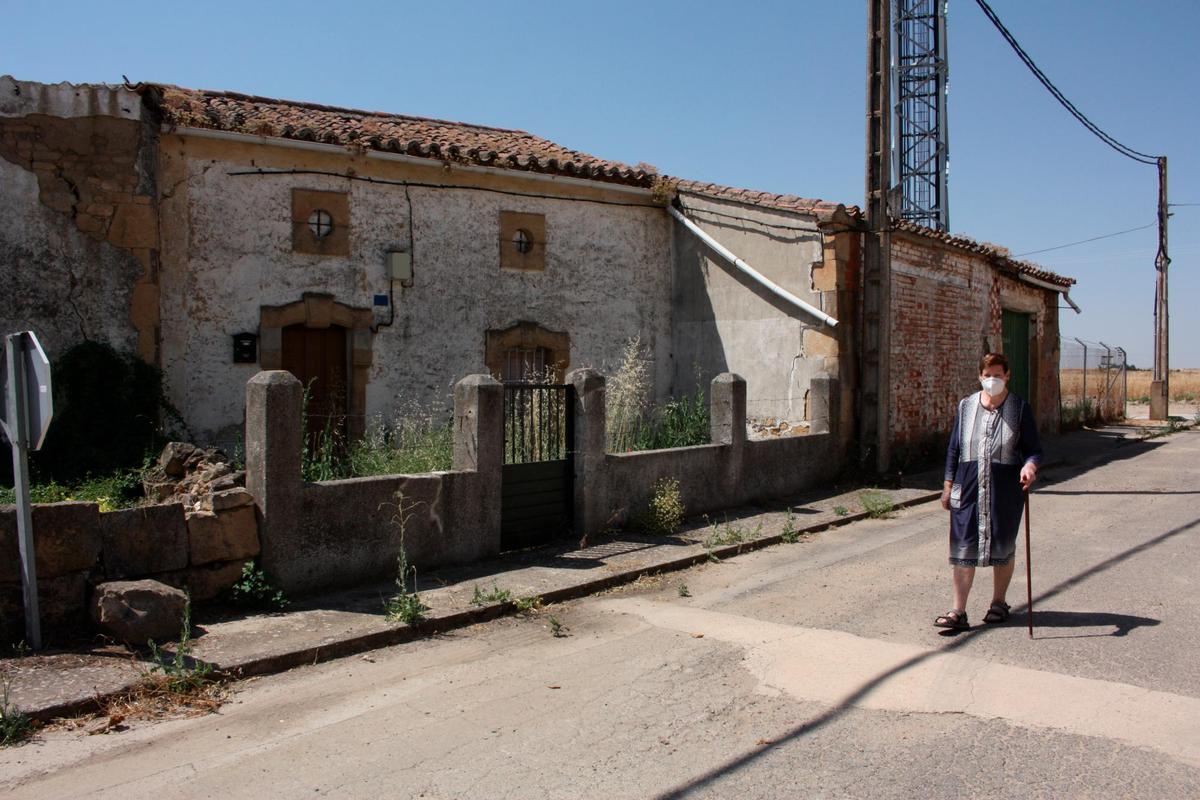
[4,430,1198,799]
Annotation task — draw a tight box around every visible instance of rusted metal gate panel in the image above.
[501,384,574,551]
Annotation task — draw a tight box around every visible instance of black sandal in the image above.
[983,600,1011,624]
[934,610,969,630]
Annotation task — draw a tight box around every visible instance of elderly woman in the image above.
[936,352,1042,630]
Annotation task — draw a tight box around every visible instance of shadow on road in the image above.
[1027,610,1161,639]
[1037,490,1200,496]
[652,514,1199,800]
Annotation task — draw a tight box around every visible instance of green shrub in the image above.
[224,560,289,610]
[635,387,710,451]
[638,477,685,535]
[300,394,453,483]
[470,584,513,606]
[0,465,149,511]
[147,598,213,694]
[1,679,32,747]
[780,509,800,543]
[859,491,895,519]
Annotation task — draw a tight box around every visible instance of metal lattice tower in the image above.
[894,0,950,230]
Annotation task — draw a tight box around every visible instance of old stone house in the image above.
[1,75,1073,467]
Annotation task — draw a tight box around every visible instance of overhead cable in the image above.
[1014,222,1157,257]
[972,0,1160,166]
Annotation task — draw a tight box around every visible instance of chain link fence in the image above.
[1059,337,1127,428]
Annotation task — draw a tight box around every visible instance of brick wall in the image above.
[889,233,1061,458]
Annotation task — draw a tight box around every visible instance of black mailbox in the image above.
[233,332,258,364]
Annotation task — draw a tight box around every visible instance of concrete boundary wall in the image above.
[245,371,504,595]
[570,369,842,535]
[245,369,841,596]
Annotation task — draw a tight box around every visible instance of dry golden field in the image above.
[1062,368,1200,402]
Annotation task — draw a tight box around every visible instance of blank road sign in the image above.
[1,331,54,451]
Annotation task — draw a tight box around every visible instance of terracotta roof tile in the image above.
[143,85,657,188]
[137,83,1074,290]
[890,219,1075,288]
[675,178,861,223]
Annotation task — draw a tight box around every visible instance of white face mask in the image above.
[980,376,1007,397]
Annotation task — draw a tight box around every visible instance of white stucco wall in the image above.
[671,192,830,421]
[158,138,674,442]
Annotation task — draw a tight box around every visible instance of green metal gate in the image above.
[1002,310,1031,401]
[501,384,574,551]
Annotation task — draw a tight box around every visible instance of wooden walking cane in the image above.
[1024,489,1034,638]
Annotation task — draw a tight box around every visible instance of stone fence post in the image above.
[453,374,504,554]
[710,373,747,449]
[710,373,746,495]
[568,368,607,542]
[245,371,303,590]
[808,376,838,436]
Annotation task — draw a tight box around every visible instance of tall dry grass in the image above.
[1124,369,1200,402]
[1060,367,1200,402]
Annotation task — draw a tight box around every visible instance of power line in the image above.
[972,0,1160,166]
[1015,222,1157,257]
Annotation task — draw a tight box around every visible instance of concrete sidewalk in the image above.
[3,419,1191,722]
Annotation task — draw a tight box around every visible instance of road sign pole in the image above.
[5,334,42,650]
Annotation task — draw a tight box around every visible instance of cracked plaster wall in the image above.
[0,76,158,362]
[671,193,836,424]
[158,136,675,442]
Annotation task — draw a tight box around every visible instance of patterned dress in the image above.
[944,391,1043,567]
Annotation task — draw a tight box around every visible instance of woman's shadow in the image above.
[1026,609,1160,639]
[941,609,1160,638]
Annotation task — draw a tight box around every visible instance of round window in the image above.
[512,228,533,254]
[308,209,334,239]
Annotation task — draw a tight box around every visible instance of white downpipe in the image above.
[668,205,838,328]
[167,126,654,197]
[1018,273,1081,313]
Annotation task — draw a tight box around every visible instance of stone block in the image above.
[92,579,187,645]
[0,582,21,642]
[159,441,196,478]
[41,572,90,629]
[156,560,247,603]
[187,506,260,566]
[99,503,189,579]
[0,502,101,582]
[107,202,157,248]
[210,488,254,512]
[1,572,92,637]
[209,471,244,493]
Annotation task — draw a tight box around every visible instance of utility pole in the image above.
[1150,157,1170,420]
[862,0,893,471]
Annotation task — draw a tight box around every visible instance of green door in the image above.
[1002,311,1031,401]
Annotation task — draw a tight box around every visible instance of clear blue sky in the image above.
[6,0,1196,367]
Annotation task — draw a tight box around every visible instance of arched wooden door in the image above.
[281,323,349,444]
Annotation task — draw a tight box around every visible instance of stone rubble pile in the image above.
[142,442,246,511]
